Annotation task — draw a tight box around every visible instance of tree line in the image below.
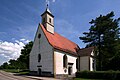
[0,41,33,69]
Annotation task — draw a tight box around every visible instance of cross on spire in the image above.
[46,0,49,8]
[47,3,49,8]
[45,0,51,13]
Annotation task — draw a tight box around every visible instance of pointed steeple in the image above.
[46,4,51,14]
[41,4,54,34]
[41,4,54,18]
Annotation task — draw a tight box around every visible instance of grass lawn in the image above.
[3,69,20,73]
[2,69,29,75]
[74,78,106,80]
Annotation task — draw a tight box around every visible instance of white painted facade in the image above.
[90,57,93,71]
[30,25,54,74]
[54,50,77,75]
[80,51,94,71]
[80,56,90,71]
[42,12,54,34]
[29,24,78,76]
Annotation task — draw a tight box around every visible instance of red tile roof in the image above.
[40,24,79,56]
[78,47,94,57]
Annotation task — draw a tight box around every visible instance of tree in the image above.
[17,41,33,69]
[80,11,120,70]
[0,62,9,69]
[9,59,17,69]
[0,41,33,69]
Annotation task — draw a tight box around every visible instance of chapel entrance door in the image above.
[68,66,72,75]
[68,63,73,75]
[38,68,41,76]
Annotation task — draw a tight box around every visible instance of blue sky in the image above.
[0,0,120,65]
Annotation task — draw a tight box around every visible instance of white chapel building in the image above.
[29,6,95,78]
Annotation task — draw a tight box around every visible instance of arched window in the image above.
[63,54,67,68]
[38,54,41,62]
[76,58,78,69]
[49,18,51,23]
[38,33,41,39]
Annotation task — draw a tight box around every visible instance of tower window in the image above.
[49,18,51,23]
[42,18,45,23]
[63,54,67,68]
[38,54,41,62]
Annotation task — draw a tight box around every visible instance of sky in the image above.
[0,0,120,65]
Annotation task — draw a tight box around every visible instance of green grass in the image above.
[19,71,29,75]
[3,69,29,75]
[3,69,20,73]
[74,78,106,80]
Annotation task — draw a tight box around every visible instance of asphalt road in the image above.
[0,70,38,80]
[0,70,61,80]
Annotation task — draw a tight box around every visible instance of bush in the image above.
[76,71,120,80]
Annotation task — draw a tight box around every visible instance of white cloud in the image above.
[20,38,30,44]
[45,0,56,6]
[20,38,26,41]
[46,0,50,5]
[0,38,30,65]
[52,0,56,2]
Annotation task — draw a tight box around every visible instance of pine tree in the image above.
[80,11,120,70]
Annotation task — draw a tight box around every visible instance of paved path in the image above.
[0,70,61,80]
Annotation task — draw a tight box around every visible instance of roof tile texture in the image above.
[40,24,79,55]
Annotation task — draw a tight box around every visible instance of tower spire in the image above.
[46,2,49,8]
[46,0,49,9]
[41,0,54,34]
[45,0,51,14]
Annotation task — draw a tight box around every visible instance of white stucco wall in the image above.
[46,23,54,34]
[54,50,77,75]
[29,24,54,74]
[42,13,54,33]
[90,51,94,71]
[90,57,93,71]
[46,14,54,26]
[80,55,94,71]
[80,56,89,71]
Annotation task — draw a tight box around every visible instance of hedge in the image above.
[76,71,120,80]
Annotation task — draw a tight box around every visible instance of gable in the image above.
[78,47,94,57]
[30,24,54,72]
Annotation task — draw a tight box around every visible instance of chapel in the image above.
[29,6,95,78]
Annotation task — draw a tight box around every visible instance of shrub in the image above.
[76,71,120,80]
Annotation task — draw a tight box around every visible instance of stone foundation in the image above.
[29,71,38,76]
[29,71,53,77]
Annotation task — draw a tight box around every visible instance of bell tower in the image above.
[41,5,54,34]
